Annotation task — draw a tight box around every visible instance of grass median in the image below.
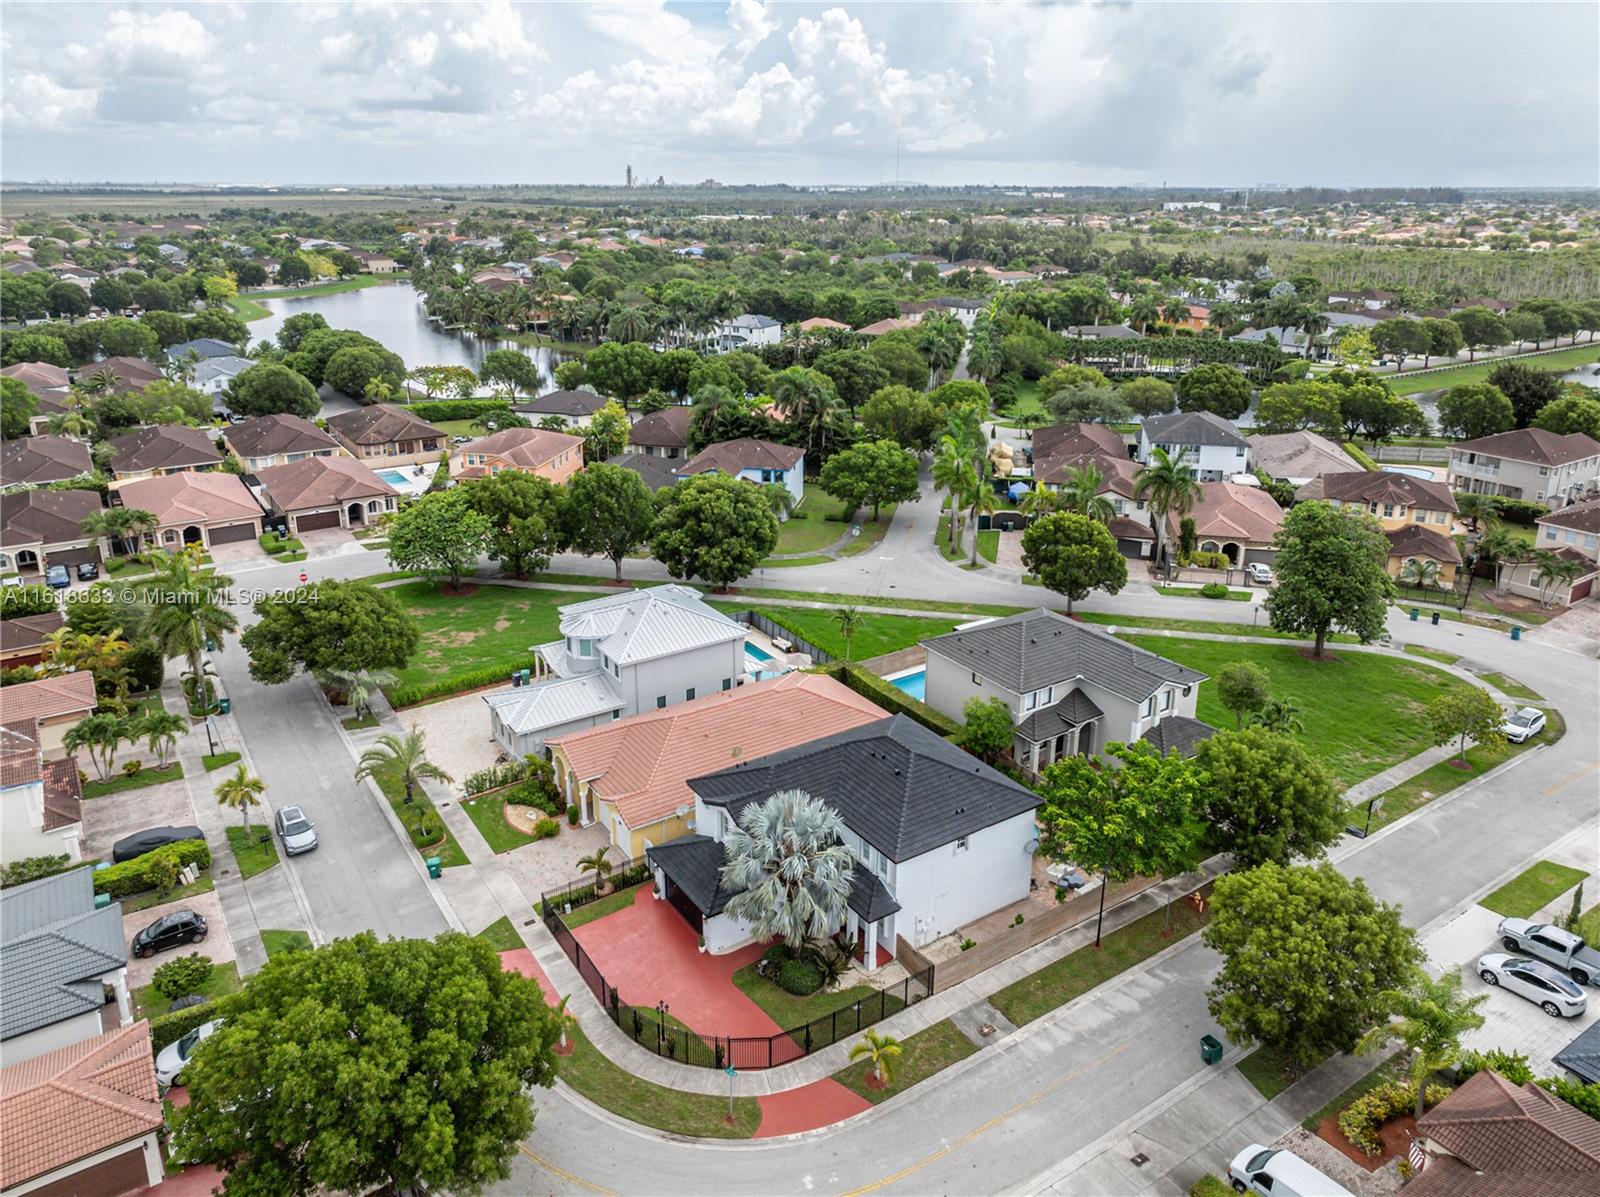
[831,1018,978,1104]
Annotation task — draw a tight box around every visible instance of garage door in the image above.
[1571,577,1593,603]
[27,1143,151,1197]
[294,509,342,532]
[207,521,258,545]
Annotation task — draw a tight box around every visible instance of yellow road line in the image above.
[837,1039,1133,1197]
[1543,761,1600,796]
[517,1143,618,1196]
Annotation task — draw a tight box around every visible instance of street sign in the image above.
[298,572,309,583]
[851,524,861,537]
[724,1065,737,1077]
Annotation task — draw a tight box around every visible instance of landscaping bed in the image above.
[461,791,559,854]
[1154,585,1252,601]
[134,960,240,1020]
[83,762,183,799]
[555,1025,762,1138]
[1480,859,1588,919]
[731,960,891,1038]
[368,763,468,869]
[201,751,241,772]
[224,825,279,880]
[121,873,214,915]
[830,1018,977,1105]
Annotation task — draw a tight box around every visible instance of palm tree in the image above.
[1455,492,1500,533]
[79,367,121,395]
[932,435,975,551]
[140,551,237,709]
[688,384,739,446]
[772,369,842,456]
[353,727,452,802]
[1161,297,1192,327]
[1299,310,1330,359]
[1134,448,1201,578]
[916,315,965,391]
[849,1029,903,1087]
[762,482,797,522]
[966,476,1000,567]
[216,763,266,833]
[833,606,862,663]
[140,709,188,768]
[1012,409,1048,438]
[1249,699,1305,735]
[720,790,855,949]
[315,668,398,719]
[1399,558,1442,591]
[63,713,130,781]
[1021,487,1058,520]
[1128,294,1161,334]
[607,306,651,344]
[1475,528,1524,592]
[576,846,613,894]
[1357,968,1487,1119]
[1533,551,1582,607]
[965,325,1002,384]
[82,508,156,558]
[1056,464,1115,524]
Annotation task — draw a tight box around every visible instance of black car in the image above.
[112,825,204,863]
[75,560,99,581]
[132,910,207,958]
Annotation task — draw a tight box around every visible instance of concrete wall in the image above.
[922,645,1020,725]
[617,639,745,716]
[893,809,1037,947]
[0,1008,104,1067]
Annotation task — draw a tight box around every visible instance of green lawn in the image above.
[461,793,544,854]
[736,588,1025,618]
[1120,636,1475,789]
[555,1026,761,1139]
[748,606,965,661]
[831,1018,978,1104]
[1154,585,1253,601]
[224,825,279,879]
[260,929,312,957]
[1575,904,1600,944]
[341,714,380,730]
[1479,671,1542,701]
[730,963,889,1034]
[976,529,1000,563]
[201,751,241,772]
[121,873,214,915]
[557,883,646,929]
[474,915,526,952]
[229,275,394,321]
[83,763,183,799]
[988,895,1210,1026]
[133,961,240,1019]
[1404,645,1462,665]
[758,554,834,569]
[836,504,898,558]
[1083,613,1360,642]
[1386,344,1600,395]
[1480,860,1588,919]
[369,763,469,869]
[1237,1043,1314,1100]
[1191,1178,1236,1197]
[773,499,851,556]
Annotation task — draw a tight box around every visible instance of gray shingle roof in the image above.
[1555,1020,1600,1085]
[923,609,1206,703]
[646,834,900,923]
[1143,411,1248,449]
[688,714,1038,862]
[1139,716,1217,758]
[514,389,607,417]
[1016,688,1104,742]
[1,869,126,1040]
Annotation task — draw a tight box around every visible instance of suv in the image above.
[75,560,99,581]
[273,804,318,855]
[1500,707,1545,743]
[132,910,208,958]
[1498,918,1600,985]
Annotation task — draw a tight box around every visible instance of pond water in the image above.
[246,281,570,392]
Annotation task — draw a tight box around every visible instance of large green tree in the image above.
[1119,376,1175,418]
[1265,501,1394,657]
[387,490,492,591]
[227,363,320,419]
[1436,383,1514,440]
[1,376,38,438]
[1204,862,1421,1069]
[459,471,562,579]
[1485,362,1563,428]
[1215,661,1271,730]
[241,580,419,685]
[1449,307,1511,361]
[561,462,657,581]
[1020,512,1127,613]
[479,349,538,400]
[814,348,890,413]
[171,932,560,1197]
[1176,363,1252,419]
[1532,394,1600,440]
[324,345,404,399]
[650,472,779,588]
[819,439,921,521]
[859,384,937,450]
[583,341,657,404]
[1424,687,1505,766]
[1195,728,1345,867]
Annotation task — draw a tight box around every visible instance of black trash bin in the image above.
[1200,1034,1223,1065]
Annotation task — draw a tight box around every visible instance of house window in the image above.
[954,836,969,853]
[1042,686,1053,705]
[721,677,732,691]
[1143,696,1156,718]
[1539,466,1550,477]
[577,639,594,658]
[656,696,667,709]
[685,687,695,701]
[1162,690,1173,711]
[1025,691,1038,710]
[611,710,621,720]
[1382,504,1395,518]
[1413,509,1426,522]
[1545,528,1558,541]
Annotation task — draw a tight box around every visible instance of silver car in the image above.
[154,1018,222,1089]
[273,804,318,855]
[1500,707,1546,743]
[1477,953,1588,1018]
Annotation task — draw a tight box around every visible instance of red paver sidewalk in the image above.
[499,947,559,1006]
[754,1078,872,1137]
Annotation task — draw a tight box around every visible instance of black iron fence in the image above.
[540,872,932,1071]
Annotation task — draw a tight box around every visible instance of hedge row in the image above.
[397,398,512,422]
[386,658,528,708]
[1342,441,1381,471]
[1337,1081,1452,1156]
[1454,492,1549,527]
[93,840,212,899]
[149,992,242,1052]
[830,663,961,738]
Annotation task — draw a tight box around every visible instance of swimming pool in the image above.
[886,668,926,701]
[744,641,787,680]
[377,469,414,487]
[1382,465,1435,480]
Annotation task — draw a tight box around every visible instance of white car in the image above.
[1477,953,1588,1018]
[1245,563,1273,585]
[154,1018,223,1088]
[274,804,318,855]
[1500,707,1545,743]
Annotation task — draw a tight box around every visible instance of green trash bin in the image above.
[425,856,442,879]
[1511,626,1522,641]
[217,697,232,715]
[1200,1034,1223,1065]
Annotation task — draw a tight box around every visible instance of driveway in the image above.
[121,889,233,989]
[399,690,503,792]
[504,820,610,897]
[297,527,363,559]
[81,777,194,862]
[207,539,266,567]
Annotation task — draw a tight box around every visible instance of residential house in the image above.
[222,413,342,472]
[1496,496,1600,605]
[674,438,804,509]
[1554,1020,1600,1085]
[548,672,886,858]
[512,389,609,428]
[0,436,93,486]
[650,714,1039,965]
[352,251,401,273]
[255,456,398,534]
[932,296,985,327]
[1138,411,1251,481]
[712,314,782,352]
[1407,1068,1600,1197]
[1447,428,1600,508]
[0,1022,164,1195]
[1,719,83,866]
[1297,471,1459,584]
[0,869,132,1065]
[0,612,65,668]
[0,673,97,758]
[192,354,256,405]
[922,609,1208,774]
[0,489,104,578]
[487,585,748,761]
[1063,323,1145,341]
[625,407,691,460]
[164,337,238,363]
[0,363,72,433]
[613,453,679,492]
[81,357,162,395]
[1178,481,1286,568]
[1327,288,1398,310]
[451,426,584,483]
[325,403,447,468]
[855,317,918,337]
[796,316,851,333]
[105,424,222,480]
[1247,431,1357,486]
[1030,423,1153,557]
[112,470,264,551]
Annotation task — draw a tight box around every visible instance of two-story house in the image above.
[105,424,222,480]
[487,585,748,762]
[222,413,343,472]
[451,426,584,483]
[625,407,691,460]
[922,609,1208,774]
[1297,471,1461,585]
[0,490,105,580]
[674,438,804,510]
[1138,411,1251,482]
[512,389,609,429]
[1,719,83,867]
[0,673,97,759]
[1030,423,1155,557]
[1447,428,1600,509]
[647,714,1039,967]
[325,403,446,468]
[712,313,782,352]
[1496,496,1600,606]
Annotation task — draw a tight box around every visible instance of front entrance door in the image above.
[664,879,704,933]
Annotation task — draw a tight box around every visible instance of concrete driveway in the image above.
[207,539,266,567]
[122,889,233,989]
[81,777,195,862]
[399,691,503,793]
[298,527,362,559]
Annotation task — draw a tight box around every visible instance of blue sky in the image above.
[2,2,1594,187]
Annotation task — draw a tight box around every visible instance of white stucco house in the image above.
[673,438,805,511]
[0,720,82,868]
[711,313,782,352]
[647,714,1040,969]
[1138,410,1251,482]
[484,585,747,759]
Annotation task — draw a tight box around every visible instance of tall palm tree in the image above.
[1455,492,1500,533]
[772,368,842,456]
[689,384,739,446]
[82,507,156,558]
[1249,699,1305,735]
[140,709,188,768]
[353,726,452,802]
[849,1029,903,1087]
[762,481,796,521]
[966,476,999,566]
[1357,967,1487,1119]
[1021,487,1059,520]
[1133,448,1201,578]
[965,323,1002,384]
[216,763,266,833]
[140,551,237,706]
[833,606,862,663]
[1475,527,1524,592]
[916,315,965,391]
[932,435,976,550]
[1533,551,1582,607]
[607,306,651,344]
[1128,294,1161,334]
[719,789,855,950]
[1299,310,1330,359]
[1161,297,1192,327]
[1055,464,1115,524]
[315,668,399,719]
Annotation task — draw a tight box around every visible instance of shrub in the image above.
[1,664,40,686]
[0,585,58,619]
[776,958,824,996]
[122,759,144,777]
[762,942,792,969]
[831,663,960,737]
[1,854,75,889]
[1337,1081,1452,1156]
[567,803,579,826]
[152,953,214,1000]
[463,758,528,796]
[1539,1075,1600,1120]
[1199,582,1231,599]
[532,817,560,840]
[1185,550,1230,569]
[1456,1047,1534,1086]
[387,660,533,708]
[1453,493,1547,527]
[93,840,210,898]
[504,779,560,816]
[395,398,513,422]
[124,641,164,691]
[149,993,241,1051]
[1342,441,1380,470]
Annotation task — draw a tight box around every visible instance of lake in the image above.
[246,281,571,392]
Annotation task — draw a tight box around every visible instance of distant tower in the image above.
[626,165,633,189]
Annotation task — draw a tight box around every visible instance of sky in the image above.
[1,1,1595,188]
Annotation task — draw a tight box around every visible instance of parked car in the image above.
[132,910,208,958]
[75,560,99,581]
[1245,563,1274,586]
[451,435,471,445]
[1228,1144,1354,1196]
[1498,918,1600,985]
[154,1018,223,1088]
[112,825,204,863]
[1500,706,1546,743]
[44,564,70,589]
[1477,953,1588,1018]
[273,804,318,855]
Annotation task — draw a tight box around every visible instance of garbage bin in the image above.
[94,892,111,910]
[425,856,442,879]
[1511,626,1522,641]
[1410,608,1419,621]
[1430,611,1440,626]
[218,696,232,715]
[1200,1034,1223,1065]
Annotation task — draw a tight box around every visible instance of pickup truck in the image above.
[1498,918,1600,986]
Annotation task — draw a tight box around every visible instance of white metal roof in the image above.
[556,585,745,666]
[484,673,624,735]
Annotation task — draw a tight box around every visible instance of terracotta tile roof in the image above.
[41,756,83,831]
[326,402,445,446]
[106,423,222,474]
[1302,470,1458,513]
[0,671,97,723]
[1452,428,1600,467]
[550,673,886,830]
[0,719,43,787]
[1386,524,1463,565]
[458,426,584,470]
[797,317,850,331]
[257,455,397,511]
[676,437,803,478]
[0,488,103,549]
[0,436,93,485]
[624,407,691,449]
[0,611,65,655]
[222,413,340,459]
[111,470,262,527]
[0,1022,163,1190]
[1033,422,1129,462]
[1177,481,1285,544]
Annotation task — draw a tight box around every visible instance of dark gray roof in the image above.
[688,714,1038,863]
[514,389,607,417]
[613,453,679,492]
[164,338,238,362]
[1,868,126,1040]
[1016,688,1104,742]
[1555,1021,1600,1085]
[923,609,1206,703]
[1139,716,1217,758]
[646,834,900,924]
[1142,411,1248,449]
[107,423,221,473]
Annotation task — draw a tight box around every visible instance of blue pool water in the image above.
[744,641,786,680]
[888,670,926,701]
[1382,466,1435,480]
[377,469,414,486]
[745,643,775,663]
